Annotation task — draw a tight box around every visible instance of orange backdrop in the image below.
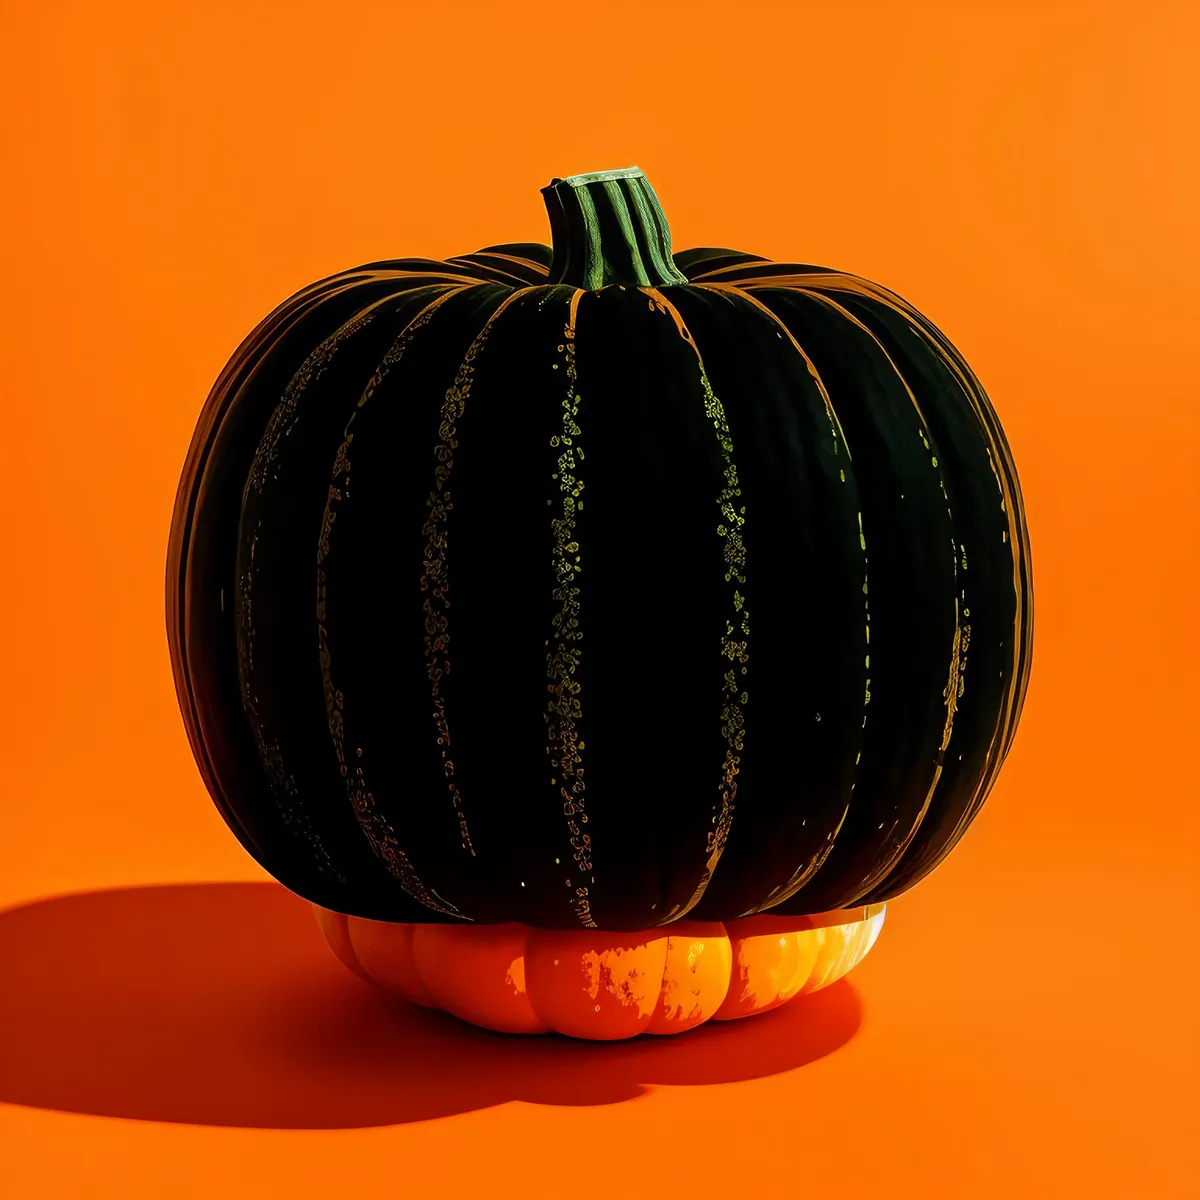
[1,0,1197,1196]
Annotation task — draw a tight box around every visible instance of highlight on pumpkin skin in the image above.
[713,915,823,1022]
[314,903,884,1040]
[798,904,886,995]
[646,920,733,1036]
[524,928,670,1041]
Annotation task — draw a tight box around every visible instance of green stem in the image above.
[542,166,689,290]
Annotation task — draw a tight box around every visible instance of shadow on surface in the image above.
[0,882,862,1128]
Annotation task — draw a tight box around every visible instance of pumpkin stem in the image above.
[542,167,689,290]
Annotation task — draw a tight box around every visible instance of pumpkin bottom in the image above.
[314,903,886,1041]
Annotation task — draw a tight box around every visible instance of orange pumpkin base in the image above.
[315,903,886,1041]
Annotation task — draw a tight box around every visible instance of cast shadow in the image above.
[0,882,863,1129]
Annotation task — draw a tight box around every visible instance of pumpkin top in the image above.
[541,167,690,291]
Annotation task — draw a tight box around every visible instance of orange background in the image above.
[1,0,1197,1195]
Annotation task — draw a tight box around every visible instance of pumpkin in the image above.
[313,902,886,1038]
[167,167,1032,994]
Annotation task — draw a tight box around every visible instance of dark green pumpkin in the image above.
[166,167,1033,931]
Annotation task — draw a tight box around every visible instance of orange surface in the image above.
[411,923,548,1034]
[0,1,1197,1196]
[714,916,824,1020]
[318,908,881,1037]
[647,920,732,1034]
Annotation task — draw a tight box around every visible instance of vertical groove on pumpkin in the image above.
[899,322,1030,869]
[694,284,867,909]
[910,322,1032,765]
[229,273,495,895]
[420,286,541,865]
[697,284,851,467]
[545,288,597,928]
[725,277,1031,755]
[237,296,398,884]
[777,271,1029,898]
[640,288,750,922]
[169,273,356,867]
[844,283,1030,884]
[317,284,472,919]
[775,286,968,898]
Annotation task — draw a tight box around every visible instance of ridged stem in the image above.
[542,166,689,290]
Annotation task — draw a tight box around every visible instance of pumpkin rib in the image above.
[445,256,543,288]
[645,920,733,1035]
[316,284,487,919]
[273,278,517,912]
[657,283,873,916]
[320,262,524,288]
[807,288,1025,904]
[868,314,988,897]
[235,282,505,904]
[474,242,555,272]
[168,274,355,866]
[697,283,854,464]
[688,284,871,913]
[847,290,1031,883]
[320,282,517,919]
[543,286,598,929]
[172,272,399,862]
[908,319,1033,766]
[457,250,553,281]
[795,287,963,899]
[183,274,459,909]
[686,260,835,283]
[751,284,969,905]
[678,252,775,280]
[714,915,822,1020]
[237,287,461,889]
[635,288,751,924]
[559,285,771,927]
[654,284,868,922]
[524,927,671,1040]
[379,283,590,927]
[418,287,544,867]
[721,284,966,913]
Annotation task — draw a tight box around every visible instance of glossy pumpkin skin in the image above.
[167,168,1032,931]
[317,902,885,1039]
